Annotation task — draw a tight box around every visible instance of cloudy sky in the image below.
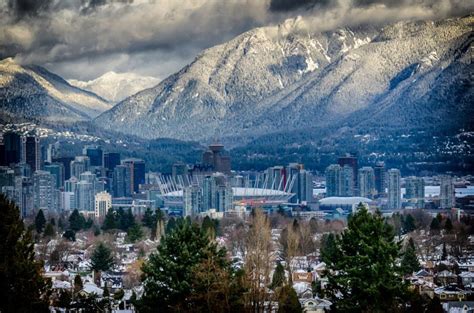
[0,0,471,81]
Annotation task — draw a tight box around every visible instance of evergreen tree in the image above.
[270,262,286,289]
[202,216,216,238]
[140,219,232,312]
[277,285,302,313]
[90,242,114,272]
[50,217,56,226]
[426,296,444,313]
[309,217,318,234]
[43,223,55,237]
[430,217,441,231]
[321,205,408,312]
[445,218,453,233]
[74,274,83,293]
[403,214,416,233]
[84,217,94,230]
[127,223,144,243]
[0,195,50,312]
[142,207,155,228]
[401,238,420,275]
[69,209,85,232]
[35,209,46,234]
[165,217,176,234]
[63,229,76,241]
[441,242,448,260]
[58,217,65,231]
[102,208,117,230]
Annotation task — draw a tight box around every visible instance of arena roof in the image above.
[319,197,373,206]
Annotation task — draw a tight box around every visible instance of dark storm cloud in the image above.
[7,0,52,17]
[0,0,472,81]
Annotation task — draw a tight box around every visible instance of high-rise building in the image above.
[44,163,65,188]
[202,144,231,175]
[374,162,386,195]
[21,136,41,172]
[52,157,74,180]
[14,176,33,218]
[0,135,5,166]
[183,184,202,216]
[359,167,375,198]
[46,142,61,164]
[122,158,145,193]
[70,156,90,178]
[287,165,313,204]
[113,165,132,197]
[104,152,120,172]
[172,162,188,179]
[325,164,342,197]
[94,191,112,219]
[341,165,355,197]
[75,180,94,211]
[60,191,75,211]
[0,166,15,190]
[439,175,455,209]
[338,154,358,192]
[387,169,401,210]
[83,145,103,167]
[202,173,233,213]
[266,166,286,190]
[3,132,21,165]
[405,176,425,209]
[33,170,57,212]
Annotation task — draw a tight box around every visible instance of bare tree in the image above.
[244,209,273,312]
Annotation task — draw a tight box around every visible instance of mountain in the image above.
[0,58,111,123]
[69,71,160,102]
[94,15,473,148]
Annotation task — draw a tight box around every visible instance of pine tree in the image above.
[0,194,51,312]
[127,224,144,243]
[445,218,453,233]
[202,215,216,238]
[270,262,286,289]
[69,209,85,232]
[401,238,420,275]
[441,242,448,260]
[102,208,117,230]
[309,217,318,234]
[277,285,302,313]
[142,207,155,228]
[43,223,55,237]
[140,219,232,312]
[58,217,65,230]
[35,209,46,234]
[321,205,408,312]
[63,229,76,241]
[90,242,114,272]
[430,217,441,231]
[403,214,416,233]
[50,217,56,226]
[166,217,176,234]
[74,274,83,293]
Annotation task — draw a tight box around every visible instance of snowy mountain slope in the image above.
[69,71,160,102]
[96,16,473,144]
[0,58,111,122]
[95,17,378,140]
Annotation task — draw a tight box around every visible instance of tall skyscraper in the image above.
[21,136,41,172]
[70,156,90,178]
[374,162,386,195]
[104,152,120,172]
[75,180,94,211]
[94,191,112,219]
[4,132,21,165]
[325,164,342,197]
[33,170,57,212]
[387,169,401,210]
[83,145,103,167]
[122,158,145,193]
[405,176,425,209]
[201,173,232,213]
[288,166,313,204]
[113,165,132,197]
[359,167,375,198]
[44,163,65,188]
[439,175,455,209]
[184,184,202,216]
[202,144,231,175]
[52,157,74,180]
[338,154,358,192]
[341,165,355,196]
[14,176,33,218]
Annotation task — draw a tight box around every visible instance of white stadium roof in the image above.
[319,197,373,206]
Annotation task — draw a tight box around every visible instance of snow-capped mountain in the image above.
[94,15,473,144]
[0,58,111,122]
[69,72,160,103]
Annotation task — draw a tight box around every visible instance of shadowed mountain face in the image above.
[0,58,111,123]
[94,16,473,148]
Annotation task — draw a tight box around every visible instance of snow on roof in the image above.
[293,281,311,294]
[53,280,72,289]
[83,282,103,296]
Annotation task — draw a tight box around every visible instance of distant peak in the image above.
[1,57,16,64]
